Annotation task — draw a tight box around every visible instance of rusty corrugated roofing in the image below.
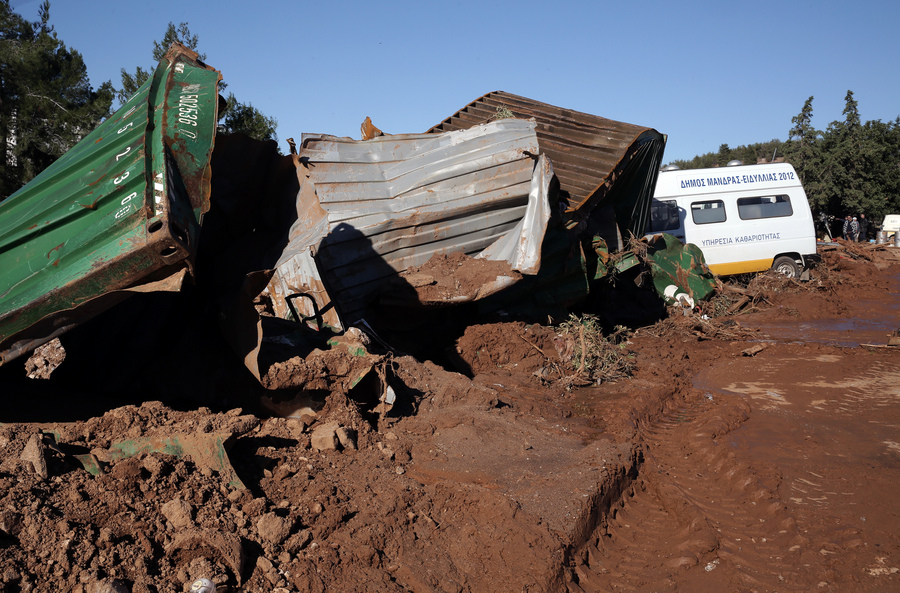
[427,91,665,219]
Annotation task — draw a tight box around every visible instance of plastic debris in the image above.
[190,578,216,593]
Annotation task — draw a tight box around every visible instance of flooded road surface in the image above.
[567,262,900,592]
[747,270,900,348]
[703,346,900,591]
[747,316,898,348]
[569,347,900,593]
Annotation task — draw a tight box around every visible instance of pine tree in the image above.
[117,22,204,104]
[819,91,868,217]
[0,0,113,201]
[717,143,731,166]
[783,96,826,217]
[218,93,278,143]
[858,117,900,222]
[118,22,277,145]
[786,97,820,182]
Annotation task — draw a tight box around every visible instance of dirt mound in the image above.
[452,321,559,377]
[2,251,900,592]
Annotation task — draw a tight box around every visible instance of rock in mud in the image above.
[310,422,340,451]
[284,528,312,554]
[286,418,306,438]
[20,433,48,479]
[89,579,130,593]
[335,426,357,450]
[0,510,23,537]
[166,530,245,586]
[256,512,296,545]
[162,498,194,530]
[256,556,280,585]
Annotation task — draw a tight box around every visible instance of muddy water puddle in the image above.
[749,270,900,347]
[750,316,898,347]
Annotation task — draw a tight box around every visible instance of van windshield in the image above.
[648,199,680,232]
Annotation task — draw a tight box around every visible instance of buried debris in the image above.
[861,328,900,350]
[741,344,768,357]
[641,233,717,309]
[49,431,249,489]
[20,409,260,489]
[0,44,676,389]
[190,578,217,593]
[98,433,248,490]
[0,41,732,418]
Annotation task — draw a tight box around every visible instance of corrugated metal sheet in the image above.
[267,119,553,331]
[0,44,221,366]
[427,91,666,243]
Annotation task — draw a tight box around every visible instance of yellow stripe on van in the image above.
[708,258,774,276]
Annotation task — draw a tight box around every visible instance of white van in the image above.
[647,162,818,277]
[881,214,900,239]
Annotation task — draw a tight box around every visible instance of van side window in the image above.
[648,199,680,232]
[737,195,793,219]
[691,200,726,224]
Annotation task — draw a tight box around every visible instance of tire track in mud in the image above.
[803,359,900,416]
[566,389,816,593]
[790,359,900,518]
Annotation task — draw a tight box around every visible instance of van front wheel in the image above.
[773,256,800,278]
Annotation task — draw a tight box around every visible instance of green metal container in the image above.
[0,44,221,366]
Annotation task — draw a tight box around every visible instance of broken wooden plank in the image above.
[741,344,768,357]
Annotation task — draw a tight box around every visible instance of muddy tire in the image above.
[773,256,800,278]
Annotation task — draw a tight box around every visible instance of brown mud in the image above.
[1,242,899,592]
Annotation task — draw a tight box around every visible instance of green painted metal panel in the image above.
[0,44,220,366]
[645,233,717,304]
[589,232,716,306]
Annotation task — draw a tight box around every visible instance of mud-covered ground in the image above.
[1,241,899,593]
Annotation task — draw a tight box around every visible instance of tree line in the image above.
[670,91,900,228]
[0,1,276,201]
[4,1,898,226]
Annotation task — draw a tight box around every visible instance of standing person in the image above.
[858,214,869,242]
[850,217,860,242]
[842,215,851,240]
[817,211,833,241]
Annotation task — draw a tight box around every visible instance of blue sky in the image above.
[10,0,900,164]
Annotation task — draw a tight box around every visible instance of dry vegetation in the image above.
[552,315,635,387]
